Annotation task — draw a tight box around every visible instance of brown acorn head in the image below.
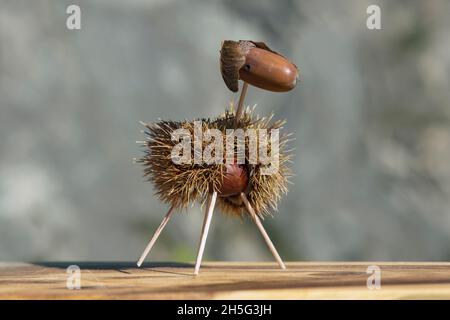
[220,40,299,92]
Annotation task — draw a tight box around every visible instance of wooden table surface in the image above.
[1,262,450,299]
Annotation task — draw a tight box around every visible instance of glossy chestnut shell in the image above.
[217,164,249,197]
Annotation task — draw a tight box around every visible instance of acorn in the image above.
[220,40,299,92]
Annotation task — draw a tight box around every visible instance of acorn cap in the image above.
[220,40,249,92]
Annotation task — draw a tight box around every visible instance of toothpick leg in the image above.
[234,81,249,128]
[137,204,176,267]
[240,193,286,270]
[194,191,218,275]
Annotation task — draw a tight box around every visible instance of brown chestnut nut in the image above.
[217,164,249,197]
[220,40,299,92]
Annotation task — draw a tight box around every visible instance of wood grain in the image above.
[1,262,450,299]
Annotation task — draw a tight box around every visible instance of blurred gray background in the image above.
[1,0,450,262]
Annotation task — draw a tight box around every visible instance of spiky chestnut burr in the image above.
[137,107,291,218]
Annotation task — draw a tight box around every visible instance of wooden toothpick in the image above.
[137,204,176,267]
[194,191,218,275]
[234,81,248,128]
[240,192,286,270]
